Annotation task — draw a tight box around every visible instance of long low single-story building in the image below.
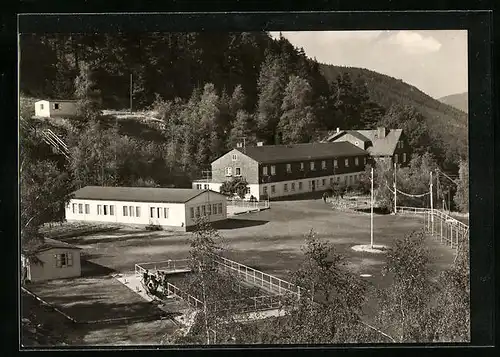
[22,238,82,283]
[65,186,228,231]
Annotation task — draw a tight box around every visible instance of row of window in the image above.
[71,203,170,220]
[395,153,408,163]
[195,183,210,190]
[262,175,360,195]
[55,252,73,268]
[189,203,224,219]
[225,157,367,177]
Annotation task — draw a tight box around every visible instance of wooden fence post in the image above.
[450,224,454,249]
[440,217,443,243]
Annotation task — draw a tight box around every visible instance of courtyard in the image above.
[24,199,457,345]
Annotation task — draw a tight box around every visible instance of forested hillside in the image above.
[20,32,467,192]
[439,92,468,113]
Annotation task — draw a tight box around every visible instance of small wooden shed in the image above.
[22,238,82,283]
[34,99,78,118]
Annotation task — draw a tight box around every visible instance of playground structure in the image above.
[396,206,469,252]
[134,255,302,315]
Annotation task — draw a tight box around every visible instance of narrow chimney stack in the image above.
[236,142,243,148]
[336,127,340,133]
[377,127,386,138]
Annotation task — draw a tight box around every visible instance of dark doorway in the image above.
[311,180,316,191]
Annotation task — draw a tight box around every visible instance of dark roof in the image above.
[26,238,81,254]
[236,142,368,164]
[72,186,222,204]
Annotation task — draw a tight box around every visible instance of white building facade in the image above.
[65,186,228,231]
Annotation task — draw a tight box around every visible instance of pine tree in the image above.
[278,75,316,144]
[227,110,256,149]
[256,53,288,144]
[453,160,469,213]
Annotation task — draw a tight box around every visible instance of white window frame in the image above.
[136,206,141,217]
[310,161,316,171]
[55,252,73,268]
[103,205,108,216]
[225,167,233,176]
[196,183,202,190]
[213,203,218,215]
[109,205,114,216]
[355,157,359,166]
[123,206,128,216]
[345,158,349,167]
[270,165,276,176]
[286,163,292,173]
[97,205,102,215]
[271,185,276,193]
[232,154,237,161]
[235,167,241,176]
[403,153,407,162]
[300,162,304,171]
[85,204,90,214]
[291,182,295,191]
[284,183,288,192]
[78,203,83,214]
[263,166,268,176]
[129,206,134,217]
[72,203,77,214]
[218,203,223,214]
[207,204,212,215]
[321,160,326,170]
[334,159,338,168]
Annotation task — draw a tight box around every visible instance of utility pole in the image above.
[393,162,397,215]
[130,73,133,113]
[430,171,434,234]
[370,166,374,249]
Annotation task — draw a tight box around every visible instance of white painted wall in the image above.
[192,181,223,194]
[34,100,78,118]
[34,100,51,117]
[259,172,363,199]
[184,192,228,227]
[25,248,82,282]
[65,198,187,229]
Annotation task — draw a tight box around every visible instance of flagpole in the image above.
[371,166,374,249]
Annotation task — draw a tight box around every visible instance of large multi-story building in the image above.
[192,142,370,200]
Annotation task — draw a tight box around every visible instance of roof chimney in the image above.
[376,127,386,139]
[336,127,340,133]
[236,142,243,148]
[257,142,264,147]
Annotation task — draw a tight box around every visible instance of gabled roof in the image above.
[25,238,81,254]
[72,186,223,204]
[356,129,403,156]
[235,142,368,165]
[326,129,403,157]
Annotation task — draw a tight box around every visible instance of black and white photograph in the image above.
[18,16,479,347]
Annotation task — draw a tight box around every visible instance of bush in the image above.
[145,223,162,231]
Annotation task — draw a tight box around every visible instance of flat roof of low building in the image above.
[72,186,226,204]
[236,141,368,164]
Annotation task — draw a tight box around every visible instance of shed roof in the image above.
[235,142,368,164]
[35,99,78,103]
[72,186,223,204]
[25,238,81,254]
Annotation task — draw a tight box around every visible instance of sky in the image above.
[270,30,468,99]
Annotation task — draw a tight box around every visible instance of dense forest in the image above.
[20,31,469,241]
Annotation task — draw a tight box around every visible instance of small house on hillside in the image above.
[324,127,411,168]
[34,100,78,118]
[22,239,82,283]
[65,186,228,231]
